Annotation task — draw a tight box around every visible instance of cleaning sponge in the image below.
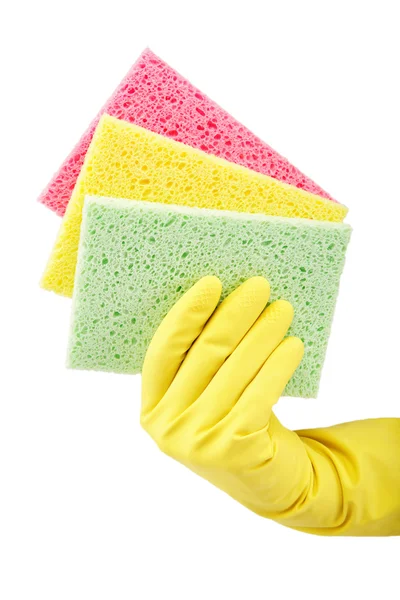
[68,196,351,398]
[39,48,336,216]
[42,115,348,298]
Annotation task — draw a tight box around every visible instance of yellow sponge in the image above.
[42,115,348,297]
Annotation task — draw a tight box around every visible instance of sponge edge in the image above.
[39,47,335,216]
[68,196,352,398]
[41,115,348,299]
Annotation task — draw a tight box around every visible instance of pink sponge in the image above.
[39,48,335,216]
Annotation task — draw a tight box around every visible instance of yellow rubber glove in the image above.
[141,276,400,536]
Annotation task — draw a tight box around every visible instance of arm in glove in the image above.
[140,276,400,536]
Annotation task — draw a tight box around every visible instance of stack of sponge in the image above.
[40,48,351,398]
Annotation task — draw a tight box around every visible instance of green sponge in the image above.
[68,196,352,397]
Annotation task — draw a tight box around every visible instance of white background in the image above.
[1,1,399,598]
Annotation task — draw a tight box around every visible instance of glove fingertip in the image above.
[189,275,222,313]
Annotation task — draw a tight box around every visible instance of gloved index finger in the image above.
[142,276,222,414]
[233,336,304,433]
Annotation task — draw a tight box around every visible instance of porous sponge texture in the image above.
[39,48,335,216]
[68,196,352,398]
[42,116,348,298]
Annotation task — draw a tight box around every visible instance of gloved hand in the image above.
[141,276,400,536]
